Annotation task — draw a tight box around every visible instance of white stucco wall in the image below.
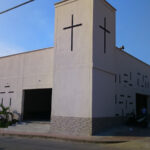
[93,0,116,72]
[52,0,150,120]
[52,0,93,118]
[92,68,115,117]
[92,0,150,118]
[114,48,150,116]
[0,47,53,116]
[92,0,116,118]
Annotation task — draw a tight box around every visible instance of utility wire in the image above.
[0,0,34,15]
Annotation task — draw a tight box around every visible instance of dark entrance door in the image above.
[136,94,147,116]
[23,89,52,121]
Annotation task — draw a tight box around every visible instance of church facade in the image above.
[0,0,150,136]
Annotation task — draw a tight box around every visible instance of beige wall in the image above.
[114,48,150,116]
[92,0,150,118]
[92,68,115,117]
[0,48,53,117]
[52,0,150,120]
[93,0,116,72]
[92,0,116,118]
[52,0,93,118]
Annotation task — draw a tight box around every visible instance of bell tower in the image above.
[93,0,116,71]
[51,0,116,136]
[51,0,93,136]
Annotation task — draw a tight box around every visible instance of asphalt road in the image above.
[0,135,150,150]
[0,136,114,150]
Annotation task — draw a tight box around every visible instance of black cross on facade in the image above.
[99,17,111,53]
[63,15,82,51]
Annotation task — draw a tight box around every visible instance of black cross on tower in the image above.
[63,15,82,51]
[99,17,111,53]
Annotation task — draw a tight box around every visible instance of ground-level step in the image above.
[2,122,51,133]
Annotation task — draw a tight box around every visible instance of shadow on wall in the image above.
[95,123,150,137]
[91,71,150,137]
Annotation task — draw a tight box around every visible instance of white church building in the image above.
[0,0,150,136]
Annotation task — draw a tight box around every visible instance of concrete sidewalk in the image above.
[0,128,147,144]
[0,123,150,143]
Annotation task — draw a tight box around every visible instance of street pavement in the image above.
[1,123,150,150]
[0,135,150,150]
[0,135,113,150]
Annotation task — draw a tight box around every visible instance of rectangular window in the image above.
[124,73,128,77]
[137,72,141,75]
[129,83,133,87]
[145,82,147,88]
[8,91,14,93]
[119,75,121,83]
[120,94,124,97]
[137,79,140,86]
[130,72,132,80]
[125,100,127,109]
[1,98,3,105]
[124,80,128,83]
[115,95,117,104]
[119,101,123,104]
[0,92,5,94]
[9,98,11,106]
[5,86,10,88]
[143,75,144,81]
[115,74,117,83]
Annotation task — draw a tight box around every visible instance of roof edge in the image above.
[104,0,116,11]
[55,0,116,11]
[116,47,150,68]
[0,47,54,59]
[55,0,69,5]
[55,0,77,7]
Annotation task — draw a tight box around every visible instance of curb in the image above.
[0,130,143,144]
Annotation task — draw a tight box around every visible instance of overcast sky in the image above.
[0,0,150,64]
